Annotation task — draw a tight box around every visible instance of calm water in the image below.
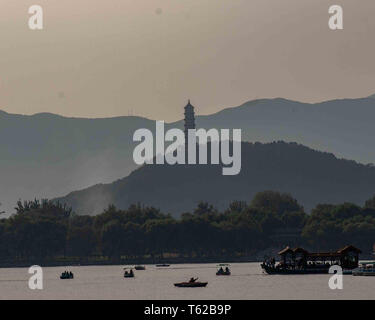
[0,263,374,300]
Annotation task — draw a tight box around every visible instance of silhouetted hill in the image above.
[186,97,375,167]
[0,112,153,214]
[2,95,375,215]
[56,142,375,216]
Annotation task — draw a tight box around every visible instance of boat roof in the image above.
[337,245,362,254]
[278,246,294,255]
[278,245,362,256]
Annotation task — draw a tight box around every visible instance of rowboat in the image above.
[124,272,134,278]
[174,282,208,288]
[124,268,135,278]
[60,272,74,279]
[216,264,231,276]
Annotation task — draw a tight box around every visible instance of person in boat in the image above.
[218,267,224,273]
[129,269,134,276]
[225,267,230,273]
[189,277,198,283]
[69,271,73,278]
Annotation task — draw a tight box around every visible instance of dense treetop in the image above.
[1,191,374,263]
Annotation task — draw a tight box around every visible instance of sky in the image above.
[0,0,374,121]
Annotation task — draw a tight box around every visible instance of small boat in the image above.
[124,273,134,278]
[216,264,231,276]
[174,278,207,288]
[124,268,135,278]
[352,262,375,276]
[156,264,170,267]
[134,265,146,270]
[60,271,74,279]
[174,282,208,288]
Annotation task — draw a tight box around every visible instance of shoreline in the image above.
[2,254,373,269]
[0,256,260,269]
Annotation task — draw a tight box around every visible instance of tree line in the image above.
[0,191,375,263]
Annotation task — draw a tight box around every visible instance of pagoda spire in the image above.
[184,100,196,154]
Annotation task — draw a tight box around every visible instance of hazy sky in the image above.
[0,0,374,121]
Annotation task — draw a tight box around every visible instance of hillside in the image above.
[56,142,375,216]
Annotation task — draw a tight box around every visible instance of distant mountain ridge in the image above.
[56,141,375,216]
[1,94,375,215]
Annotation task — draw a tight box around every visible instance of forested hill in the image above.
[56,141,375,216]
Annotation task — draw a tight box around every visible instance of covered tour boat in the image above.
[261,245,361,275]
[60,271,74,279]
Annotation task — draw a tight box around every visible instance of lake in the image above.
[0,262,374,299]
